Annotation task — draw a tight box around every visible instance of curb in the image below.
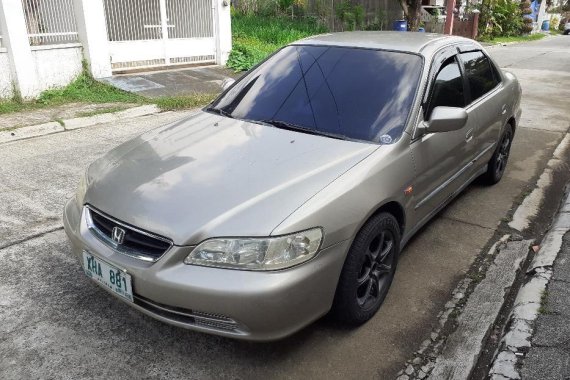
[396,132,570,380]
[488,189,570,380]
[0,104,160,144]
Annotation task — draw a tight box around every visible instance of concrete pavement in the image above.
[1,36,569,380]
[522,230,570,379]
[101,65,240,98]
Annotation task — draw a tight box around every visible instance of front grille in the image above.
[133,294,246,335]
[85,206,172,262]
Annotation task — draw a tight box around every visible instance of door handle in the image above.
[466,128,474,142]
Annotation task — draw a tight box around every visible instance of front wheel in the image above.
[332,212,400,325]
[482,125,513,185]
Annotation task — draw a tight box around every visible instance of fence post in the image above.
[444,0,455,34]
[214,0,232,65]
[73,0,112,78]
[0,0,39,98]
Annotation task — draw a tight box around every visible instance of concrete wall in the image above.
[0,50,13,97]
[31,44,83,92]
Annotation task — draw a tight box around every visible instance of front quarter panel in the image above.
[272,134,415,251]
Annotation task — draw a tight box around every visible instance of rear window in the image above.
[210,45,423,143]
[459,51,500,102]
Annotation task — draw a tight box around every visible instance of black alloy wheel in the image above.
[332,212,400,325]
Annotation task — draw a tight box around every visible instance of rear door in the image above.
[458,50,503,163]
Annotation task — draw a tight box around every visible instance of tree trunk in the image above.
[399,0,423,30]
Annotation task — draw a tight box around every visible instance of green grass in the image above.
[227,13,328,71]
[481,33,547,44]
[38,72,144,106]
[154,94,218,111]
[0,62,216,117]
[0,64,145,117]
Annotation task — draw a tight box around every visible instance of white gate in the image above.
[103,0,216,71]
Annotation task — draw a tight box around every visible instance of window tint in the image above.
[210,46,423,143]
[460,51,499,101]
[426,57,465,118]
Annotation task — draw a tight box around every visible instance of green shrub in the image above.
[227,13,327,71]
[479,0,524,39]
[335,0,365,31]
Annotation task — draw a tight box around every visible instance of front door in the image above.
[410,53,479,224]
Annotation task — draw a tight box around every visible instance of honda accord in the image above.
[63,31,521,341]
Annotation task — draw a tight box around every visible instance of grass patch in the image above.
[0,63,145,117]
[154,94,218,111]
[38,71,143,106]
[227,13,327,71]
[0,61,215,117]
[481,33,547,44]
[76,106,128,118]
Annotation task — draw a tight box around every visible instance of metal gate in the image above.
[103,0,216,71]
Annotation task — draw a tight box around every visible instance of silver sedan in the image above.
[63,31,521,341]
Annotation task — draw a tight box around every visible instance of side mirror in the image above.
[426,106,468,133]
[221,78,235,91]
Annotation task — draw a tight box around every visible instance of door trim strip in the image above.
[415,142,496,210]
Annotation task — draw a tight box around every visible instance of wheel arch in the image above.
[507,116,516,136]
[369,200,406,238]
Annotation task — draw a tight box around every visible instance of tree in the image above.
[398,0,423,31]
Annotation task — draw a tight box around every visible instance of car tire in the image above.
[482,124,513,185]
[332,212,400,325]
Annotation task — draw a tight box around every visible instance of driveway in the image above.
[1,36,569,379]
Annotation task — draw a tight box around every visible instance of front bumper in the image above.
[63,199,350,341]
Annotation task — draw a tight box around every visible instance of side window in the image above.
[459,51,500,102]
[426,57,466,119]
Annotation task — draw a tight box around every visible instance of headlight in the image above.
[184,228,323,270]
[75,170,89,206]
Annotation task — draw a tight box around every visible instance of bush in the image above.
[226,13,327,71]
[479,0,523,39]
[335,0,365,31]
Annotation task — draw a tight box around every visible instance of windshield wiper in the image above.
[261,119,348,141]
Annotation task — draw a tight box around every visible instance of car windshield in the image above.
[209,45,423,144]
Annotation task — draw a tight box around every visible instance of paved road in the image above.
[1,36,569,380]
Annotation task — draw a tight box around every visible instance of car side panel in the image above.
[408,106,478,226]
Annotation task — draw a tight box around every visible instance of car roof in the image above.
[291,31,478,55]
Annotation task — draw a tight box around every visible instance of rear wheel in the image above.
[332,213,400,325]
[482,125,513,185]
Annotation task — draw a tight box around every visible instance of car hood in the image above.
[85,112,377,246]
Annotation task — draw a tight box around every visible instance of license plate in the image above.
[82,251,133,302]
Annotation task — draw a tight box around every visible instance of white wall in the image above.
[31,44,83,92]
[0,50,13,97]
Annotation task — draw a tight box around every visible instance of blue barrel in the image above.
[393,20,408,31]
[542,20,550,31]
[418,27,425,32]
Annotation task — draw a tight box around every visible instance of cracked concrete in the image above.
[429,239,531,379]
[489,191,570,380]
